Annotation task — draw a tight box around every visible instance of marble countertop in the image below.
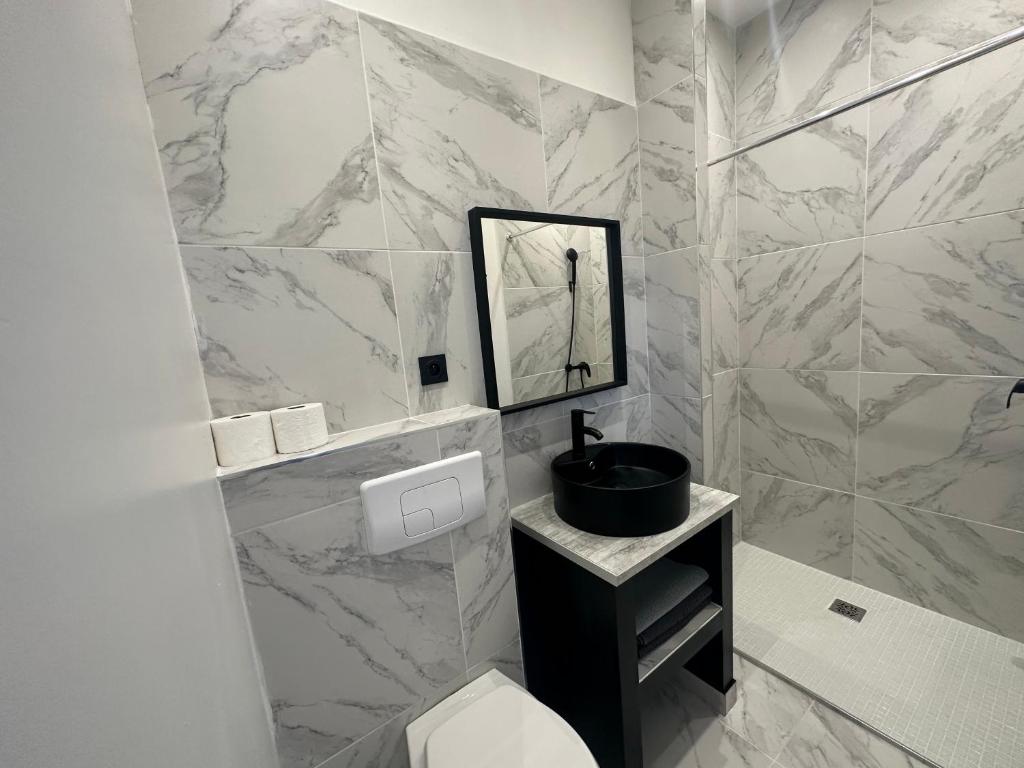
[510,484,739,586]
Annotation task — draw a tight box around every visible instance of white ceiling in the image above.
[707,0,778,28]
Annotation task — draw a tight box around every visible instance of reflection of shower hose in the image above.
[563,248,591,392]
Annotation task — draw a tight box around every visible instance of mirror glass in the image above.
[469,209,627,413]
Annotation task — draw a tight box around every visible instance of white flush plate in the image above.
[360,451,485,554]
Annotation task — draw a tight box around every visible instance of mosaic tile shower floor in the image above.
[734,543,1024,768]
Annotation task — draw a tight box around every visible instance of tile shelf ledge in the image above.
[215,404,495,480]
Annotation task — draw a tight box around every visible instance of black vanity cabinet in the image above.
[510,486,738,768]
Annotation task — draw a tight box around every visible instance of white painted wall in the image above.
[0,2,277,767]
[340,0,637,104]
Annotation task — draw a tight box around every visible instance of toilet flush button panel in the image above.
[361,451,485,555]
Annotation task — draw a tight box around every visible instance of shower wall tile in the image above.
[221,429,440,533]
[738,239,863,370]
[706,12,736,141]
[707,134,736,259]
[646,247,702,397]
[778,702,931,768]
[540,78,643,256]
[391,251,486,415]
[711,369,740,494]
[181,246,407,433]
[639,78,698,255]
[652,394,705,481]
[870,0,1024,85]
[504,288,572,380]
[437,413,518,668]
[734,0,871,140]
[741,369,858,492]
[132,0,386,248]
[360,15,546,252]
[866,40,1024,235]
[862,211,1024,377]
[854,497,1024,644]
[236,496,464,768]
[502,416,570,508]
[709,258,738,374]
[631,0,694,104]
[737,108,867,258]
[856,373,1024,531]
[741,471,853,578]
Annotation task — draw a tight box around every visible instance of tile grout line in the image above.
[852,0,873,584]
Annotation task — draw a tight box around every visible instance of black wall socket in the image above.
[418,354,448,385]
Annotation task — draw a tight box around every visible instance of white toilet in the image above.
[406,669,598,768]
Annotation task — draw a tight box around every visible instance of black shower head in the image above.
[565,247,579,262]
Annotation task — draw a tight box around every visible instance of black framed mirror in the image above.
[468,207,628,414]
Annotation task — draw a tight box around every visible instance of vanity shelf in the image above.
[637,602,722,684]
[511,484,738,768]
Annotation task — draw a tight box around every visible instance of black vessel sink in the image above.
[550,442,691,537]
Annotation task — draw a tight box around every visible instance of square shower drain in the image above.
[829,598,867,622]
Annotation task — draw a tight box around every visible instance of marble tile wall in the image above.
[133,0,646,436]
[130,4,659,767]
[704,0,1024,642]
[223,408,521,768]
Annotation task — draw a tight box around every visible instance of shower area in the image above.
[634,0,1024,766]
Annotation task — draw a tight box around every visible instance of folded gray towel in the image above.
[638,583,713,653]
[633,559,709,635]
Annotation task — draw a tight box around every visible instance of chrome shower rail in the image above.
[506,221,554,239]
[708,24,1024,166]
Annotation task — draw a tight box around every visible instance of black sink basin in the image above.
[550,442,691,537]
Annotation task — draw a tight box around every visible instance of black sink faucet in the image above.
[570,409,604,460]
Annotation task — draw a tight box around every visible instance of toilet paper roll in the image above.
[211,411,277,467]
[271,403,329,454]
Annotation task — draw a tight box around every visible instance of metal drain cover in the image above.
[829,598,867,622]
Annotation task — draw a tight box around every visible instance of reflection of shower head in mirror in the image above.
[566,247,578,294]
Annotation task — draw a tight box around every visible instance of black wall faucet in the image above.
[570,409,604,459]
[1008,379,1024,408]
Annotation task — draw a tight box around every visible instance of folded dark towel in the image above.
[638,583,714,654]
[633,559,709,636]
